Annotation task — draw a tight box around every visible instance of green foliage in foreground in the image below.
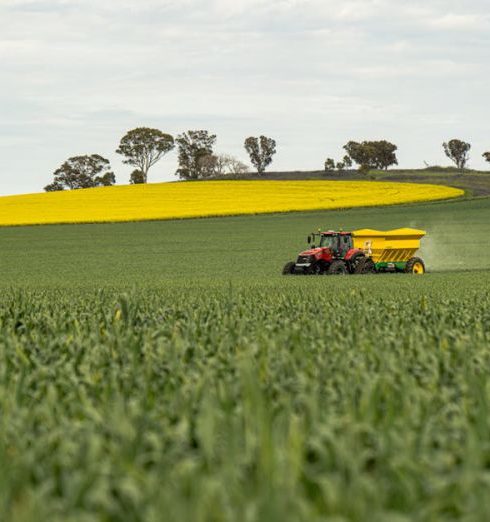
[0,275,490,521]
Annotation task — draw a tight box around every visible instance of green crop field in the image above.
[0,196,490,521]
[1,196,489,286]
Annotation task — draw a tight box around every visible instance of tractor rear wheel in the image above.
[282,261,296,275]
[327,260,348,275]
[354,257,376,274]
[349,253,365,274]
[405,257,425,275]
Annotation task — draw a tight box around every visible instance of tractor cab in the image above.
[309,231,353,257]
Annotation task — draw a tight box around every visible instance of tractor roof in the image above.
[321,230,352,236]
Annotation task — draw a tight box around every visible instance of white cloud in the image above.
[0,0,489,194]
[429,12,486,30]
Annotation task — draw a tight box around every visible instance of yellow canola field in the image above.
[0,180,463,226]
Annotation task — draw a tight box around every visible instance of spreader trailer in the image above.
[283,228,426,275]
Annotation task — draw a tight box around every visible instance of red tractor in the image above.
[282,230,373,275]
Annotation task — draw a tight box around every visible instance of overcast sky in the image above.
[1,0,489,195]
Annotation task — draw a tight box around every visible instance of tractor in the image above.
[282,228,426,275]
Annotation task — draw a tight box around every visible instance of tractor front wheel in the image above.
[308,263,324,275]
[327,260,348,275]
[282,261,296,275]
[405,257,425,275]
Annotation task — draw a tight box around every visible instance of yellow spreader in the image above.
[352,228,426,274]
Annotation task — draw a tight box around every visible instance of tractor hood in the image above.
[299,247,329,257]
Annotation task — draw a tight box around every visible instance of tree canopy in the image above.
[324,158,336,171]
[244,136,277,175]
[343,140,398,171]
[129,170,146,184]
[443,139,471,170]
[116,128,174,183]
[44,155,115,191]
[175,130,217,180]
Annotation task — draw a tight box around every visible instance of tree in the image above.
[336,160,345,170]
[325,154,352,172]
[129,170,146,184]
[244,136,277,175]
[197,154,219,178]
[44,181,64,192]
[342,155,353,169]
[116,128,174,183]
[343,140,398,171]
[343,141,370,170]
[482,152,490,164]
[207,154,250,176]
[324,158,336,171]
[225,156,250,175]
[211,154,233,176]
[44,155,115,191]
[175,130,217,180]
[443,139,471,170]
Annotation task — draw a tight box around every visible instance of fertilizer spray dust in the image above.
[413,220,465,272]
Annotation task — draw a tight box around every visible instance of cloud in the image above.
[0,0,489,194]
[429,13,487,30]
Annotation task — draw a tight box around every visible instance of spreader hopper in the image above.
[352,228,426,271]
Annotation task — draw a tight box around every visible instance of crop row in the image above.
[0,275,489,521]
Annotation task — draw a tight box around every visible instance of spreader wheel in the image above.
[282,261,296,275]
[405,257,425,275]
[327,260,348,275]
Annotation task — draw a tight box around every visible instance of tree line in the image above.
[44,130,489,191]
[44,128,276,191]
[325,138,490,173]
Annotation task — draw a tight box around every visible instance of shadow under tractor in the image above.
[283,228,426,275]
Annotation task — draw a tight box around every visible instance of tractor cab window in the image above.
[320,235,336,249]
[340,235,352,252]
